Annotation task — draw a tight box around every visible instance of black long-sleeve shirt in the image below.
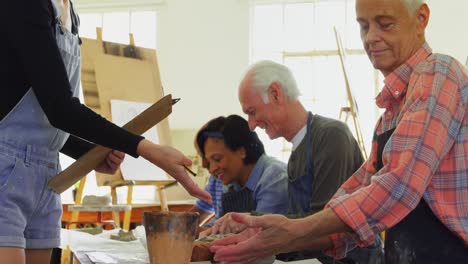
[1,0,144,159]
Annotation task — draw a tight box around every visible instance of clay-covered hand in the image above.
[137,139,212,204]
[200,212,248,238]
[210,213,300,264]
[95,150,125,174]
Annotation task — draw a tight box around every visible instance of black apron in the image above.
[221,186,256,215]
[280,113,383,264]
[288,112,315,215]
[278,113,321,262]
[375,128,468,264]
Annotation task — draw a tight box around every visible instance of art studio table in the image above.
[73,250,321,264]
[62,228,321,264]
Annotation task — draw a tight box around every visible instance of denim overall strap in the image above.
[48,0,82,151]
[0,0,81,153]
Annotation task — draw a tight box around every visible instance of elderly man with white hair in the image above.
[210,0,468,263]
[239,60,366,220]
[205,60,383,263]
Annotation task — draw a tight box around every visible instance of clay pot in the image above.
[143,211,199,264]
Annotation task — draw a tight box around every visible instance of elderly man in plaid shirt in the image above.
[210,0,468,263]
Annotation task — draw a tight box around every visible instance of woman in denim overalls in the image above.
[0,1,211,263]
[0,1,83,262]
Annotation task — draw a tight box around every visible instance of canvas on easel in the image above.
[109,99,167,181]
[75,29,175,231]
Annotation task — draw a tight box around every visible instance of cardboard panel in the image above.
[80,37,171,185]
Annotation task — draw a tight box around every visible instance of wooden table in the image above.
[72,251,321,264]
[65,204,132,229]
[62,202,195,228]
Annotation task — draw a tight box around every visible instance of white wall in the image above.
[154,0,251,200]
[426,0,468,64]
[157,0,250,130]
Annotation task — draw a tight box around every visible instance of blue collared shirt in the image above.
[195,175,225,219]
[228,154,289,215]
[196,154,289,221]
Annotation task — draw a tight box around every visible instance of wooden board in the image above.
[48,95,174,193]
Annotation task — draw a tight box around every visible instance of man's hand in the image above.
[210,213,301,264]
[95,150,125,174]
[200,212,248,238]
[137,139,212,204]
[210,209,349,263]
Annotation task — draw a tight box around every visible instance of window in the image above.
[79,11,157,48]
[250,0,383,161]
[60,9,158,204]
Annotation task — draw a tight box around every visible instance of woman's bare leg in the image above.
[0,247,25,264]
[25,249,51,264]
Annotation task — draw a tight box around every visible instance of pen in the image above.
[184,165,197,177]
[163,166,197,189]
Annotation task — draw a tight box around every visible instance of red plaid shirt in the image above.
[325,43,468,258]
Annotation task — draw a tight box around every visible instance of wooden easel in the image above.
[334,27,368,159]
[71,28,174,231]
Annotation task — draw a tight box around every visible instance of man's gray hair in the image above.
[244,60,300,103]
[402,0,426,16]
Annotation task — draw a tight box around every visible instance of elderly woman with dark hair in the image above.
[195,115,289,235]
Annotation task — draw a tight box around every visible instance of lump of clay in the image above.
[110,230,137,242]
[82,195,112,206]
[197,234,227,242]
[76,226,103,235]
